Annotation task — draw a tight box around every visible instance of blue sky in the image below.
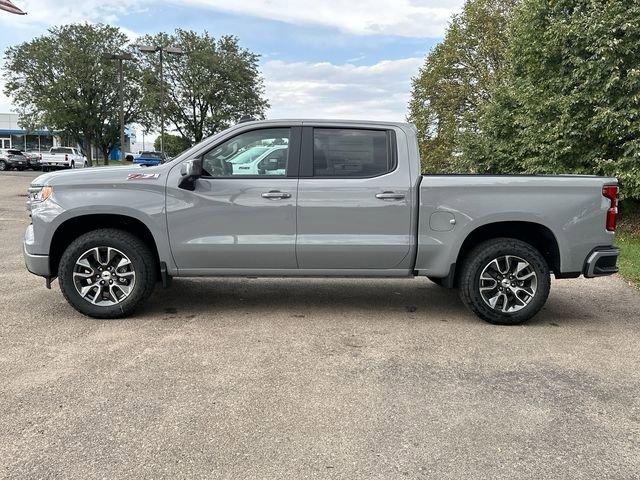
[0,0,463,121]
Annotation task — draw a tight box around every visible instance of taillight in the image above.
[65,154,68,161]
[602,185,618,232]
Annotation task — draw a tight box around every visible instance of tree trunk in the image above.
[102,147,110,166]
[84,134,94,166]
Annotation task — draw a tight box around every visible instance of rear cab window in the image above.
[302,127,397,178]
[50,148,74,154]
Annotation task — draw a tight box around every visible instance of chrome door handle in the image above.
[261,191,291,199]
[375,191,405,200]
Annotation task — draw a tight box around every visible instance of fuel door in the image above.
[429,211,456,232]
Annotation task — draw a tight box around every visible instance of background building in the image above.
[0,112,59,151]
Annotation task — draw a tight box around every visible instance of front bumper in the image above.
[23,243,50,277]
[23,224,50,277]
[584,247,619,278]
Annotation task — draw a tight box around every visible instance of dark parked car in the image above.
[0,149,29,171]
[24,150,43,170]
[133,151,167,167]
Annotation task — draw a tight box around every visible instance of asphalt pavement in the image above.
[1,170,639,479]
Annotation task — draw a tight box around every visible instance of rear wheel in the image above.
[459,238,550,325]
[0,160,6,171]
[58,229,156,318]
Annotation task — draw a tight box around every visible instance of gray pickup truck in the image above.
[23,119,620,324]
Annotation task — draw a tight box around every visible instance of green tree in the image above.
[468,0,640,199]
[3,23,142,165]
[153,133,192,157]
[408,0,517,173]
[138,30,268,144]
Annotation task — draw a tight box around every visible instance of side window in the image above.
[313,128,392,177]
[202,128,290,177]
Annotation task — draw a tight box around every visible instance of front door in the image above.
[166,126,301,273]
[296,126,413,270]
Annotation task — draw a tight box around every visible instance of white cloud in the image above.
[181,0,462,38]
[2,0,462,38]
[0,0,145,29]
[263,57,422,121]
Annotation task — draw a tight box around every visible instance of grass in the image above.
[617,202,640,288]
[617,231,640,288]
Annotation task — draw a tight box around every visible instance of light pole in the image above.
[137,45,184,153]
[104,52,133,161]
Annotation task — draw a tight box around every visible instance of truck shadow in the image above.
[142,277,591,326]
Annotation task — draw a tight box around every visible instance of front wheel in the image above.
[0,160,6,171]
[459,238,550,325]
[58,229,156,318]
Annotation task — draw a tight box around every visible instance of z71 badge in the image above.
[127,173,160,180]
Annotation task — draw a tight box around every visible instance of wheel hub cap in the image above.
[72,247,136,306]
[479,255,538,313]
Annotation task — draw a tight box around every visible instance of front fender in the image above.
[28,183,175,272]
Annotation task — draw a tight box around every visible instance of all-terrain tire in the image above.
[459,238,550,325]
[58,229,156,318]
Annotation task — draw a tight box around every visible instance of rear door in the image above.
[296,125,413,271]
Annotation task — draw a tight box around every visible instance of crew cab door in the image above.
[166,126,301,273]
[296,125,413,271]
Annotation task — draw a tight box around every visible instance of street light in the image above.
[136,45,185,153]
[104,52,133,161]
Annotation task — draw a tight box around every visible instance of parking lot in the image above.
[1,170,639,479]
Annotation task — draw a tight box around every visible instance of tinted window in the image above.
[313,129,391,177]
[202,128,290,177]
[50,148,73,154]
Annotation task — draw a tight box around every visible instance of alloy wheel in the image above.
[478,255,538,313]
[72,247,136,306]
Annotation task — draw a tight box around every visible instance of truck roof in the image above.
[238,118,414,129]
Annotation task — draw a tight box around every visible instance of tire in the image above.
[58,229,156,318]
[459,238,550,325]
[0,160,6,171]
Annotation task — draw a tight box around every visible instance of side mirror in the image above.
[179,158,202,191]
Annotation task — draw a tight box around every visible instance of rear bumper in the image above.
[40,162,70,168]
[584,247,619,278]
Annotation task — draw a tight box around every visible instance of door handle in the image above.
[261,191,291,199]
[375,191,405,200]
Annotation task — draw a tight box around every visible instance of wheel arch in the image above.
[452,221,561,287]
[49,214,161,278]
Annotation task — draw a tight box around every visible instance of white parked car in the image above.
[40,147,88,171]
[229,144,288,175]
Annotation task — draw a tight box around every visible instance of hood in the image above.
[31,164,152,186]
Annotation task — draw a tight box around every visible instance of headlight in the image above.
[28,185,53,203]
